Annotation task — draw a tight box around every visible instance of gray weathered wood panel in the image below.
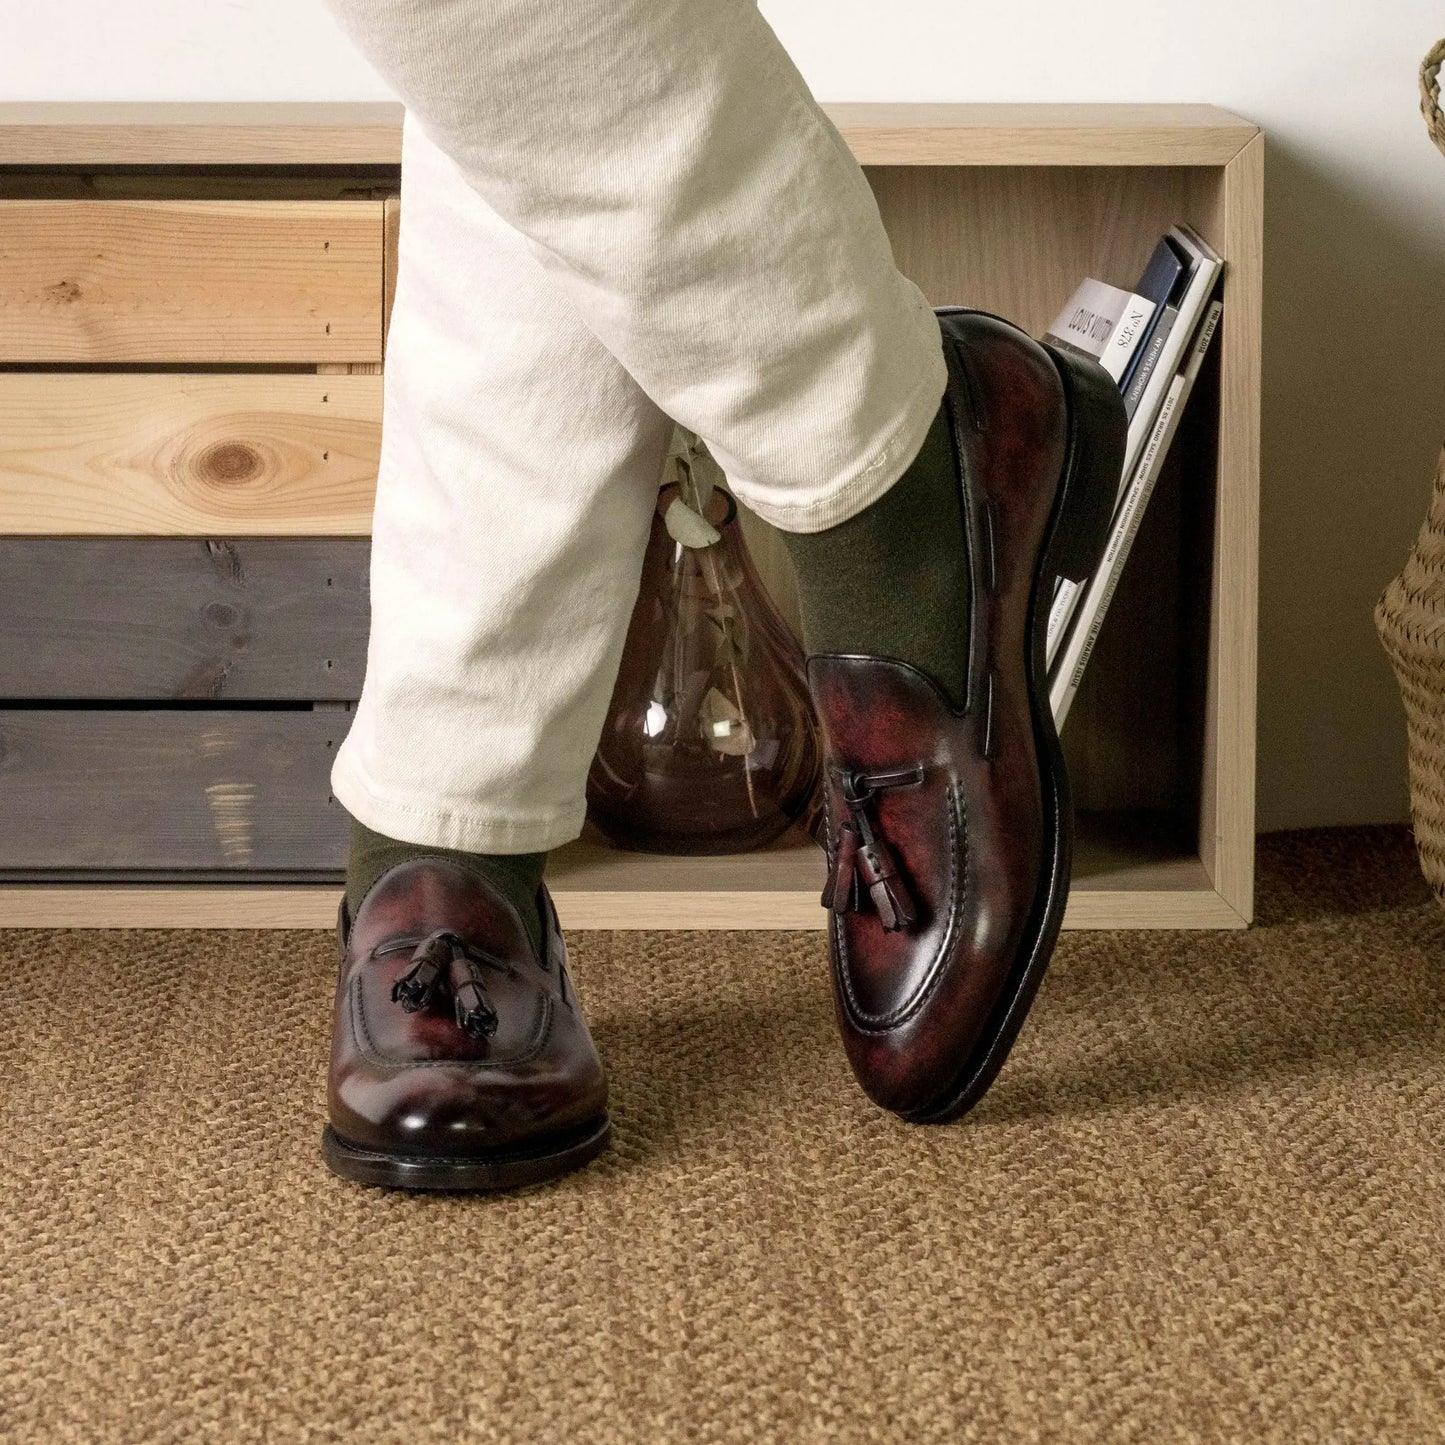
[0,539,369,700]
[0,707,351,870]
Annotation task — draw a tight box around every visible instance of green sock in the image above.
[778,403,968,706]
[344,816,546,959]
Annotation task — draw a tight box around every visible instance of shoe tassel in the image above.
[820,765,924,933]
[385,929,500,1038]
[448,953,500,1039]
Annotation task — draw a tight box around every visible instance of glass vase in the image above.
[587,479,822,855]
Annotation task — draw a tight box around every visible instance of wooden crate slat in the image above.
[0,199,383,362]
[382,195,401,348]
[0,372,380,535]
[0,538,369,700]
[0,708,349,871]
[0,172,399,203]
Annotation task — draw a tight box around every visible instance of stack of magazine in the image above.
[1041,224,1225,729]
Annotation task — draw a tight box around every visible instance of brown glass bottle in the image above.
[586,485,822,854]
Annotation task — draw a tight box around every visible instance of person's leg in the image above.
[331,115,672,912]
[324,0,980,917]
[323,116,669,1190]
[323,0,946,528]
[325,0,979,760]
[324,0,1125,1131]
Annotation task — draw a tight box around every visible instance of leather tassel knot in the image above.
[389,934,450,1014]
[821,764,925,933]
[380,928,502,1038]
[448,954,500,1039]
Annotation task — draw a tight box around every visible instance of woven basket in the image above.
[1423,38,1445,158]
[1377,450,1445,897]
[1374,42,1445,899]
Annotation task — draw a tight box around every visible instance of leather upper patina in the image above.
[328,859,608,1158]
[812,311,1071,1119]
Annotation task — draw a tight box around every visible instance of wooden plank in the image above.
[0,372,380,535]
[538,815,1236,928]
[0,885,351,929]
[383,195,401,349]
[0,808,1243,928]
[1201,134,1264,923]
[547,814,1216,899]
[0,103,406,167]
[1064,888,1244,930]
[0,102,1255,169]
[0,172,399,203]
[0,708,349,871]
[0,883,1243,931]
[0,199,383,363]
[551,886,1243,931]
[0,539,369,699]
[834,104,1257,167]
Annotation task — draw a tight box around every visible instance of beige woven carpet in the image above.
[5,827,1444,1443]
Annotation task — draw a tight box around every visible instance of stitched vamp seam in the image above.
[832,777,968,1033]
[349,975,554,1071]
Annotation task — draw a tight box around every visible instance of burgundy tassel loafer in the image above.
[322,858,611,1190]
[811,308,1127,1122]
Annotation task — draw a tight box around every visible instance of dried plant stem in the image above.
[680,442,762,820]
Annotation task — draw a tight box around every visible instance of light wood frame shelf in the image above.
[0,103,1261,931]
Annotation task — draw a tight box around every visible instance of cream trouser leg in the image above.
[325,0,946,853]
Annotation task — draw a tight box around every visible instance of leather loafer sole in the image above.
[903,329,1127,1124]
[320,1114,612,1192]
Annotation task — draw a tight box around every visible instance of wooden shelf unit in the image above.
[0,103,1261,930]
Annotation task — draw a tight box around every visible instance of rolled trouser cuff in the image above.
[331,752,588,857]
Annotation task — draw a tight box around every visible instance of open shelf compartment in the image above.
[0,103,1260,929]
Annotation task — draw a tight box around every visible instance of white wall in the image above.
[6,0,1445,832]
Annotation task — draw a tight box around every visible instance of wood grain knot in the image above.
[45,279,82,305]
[196,441,264,486]
[203,601,244,630]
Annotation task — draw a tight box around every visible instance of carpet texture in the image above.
[5,827,1444,1443]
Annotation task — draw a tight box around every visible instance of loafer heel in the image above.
[1039,342,1129,585]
